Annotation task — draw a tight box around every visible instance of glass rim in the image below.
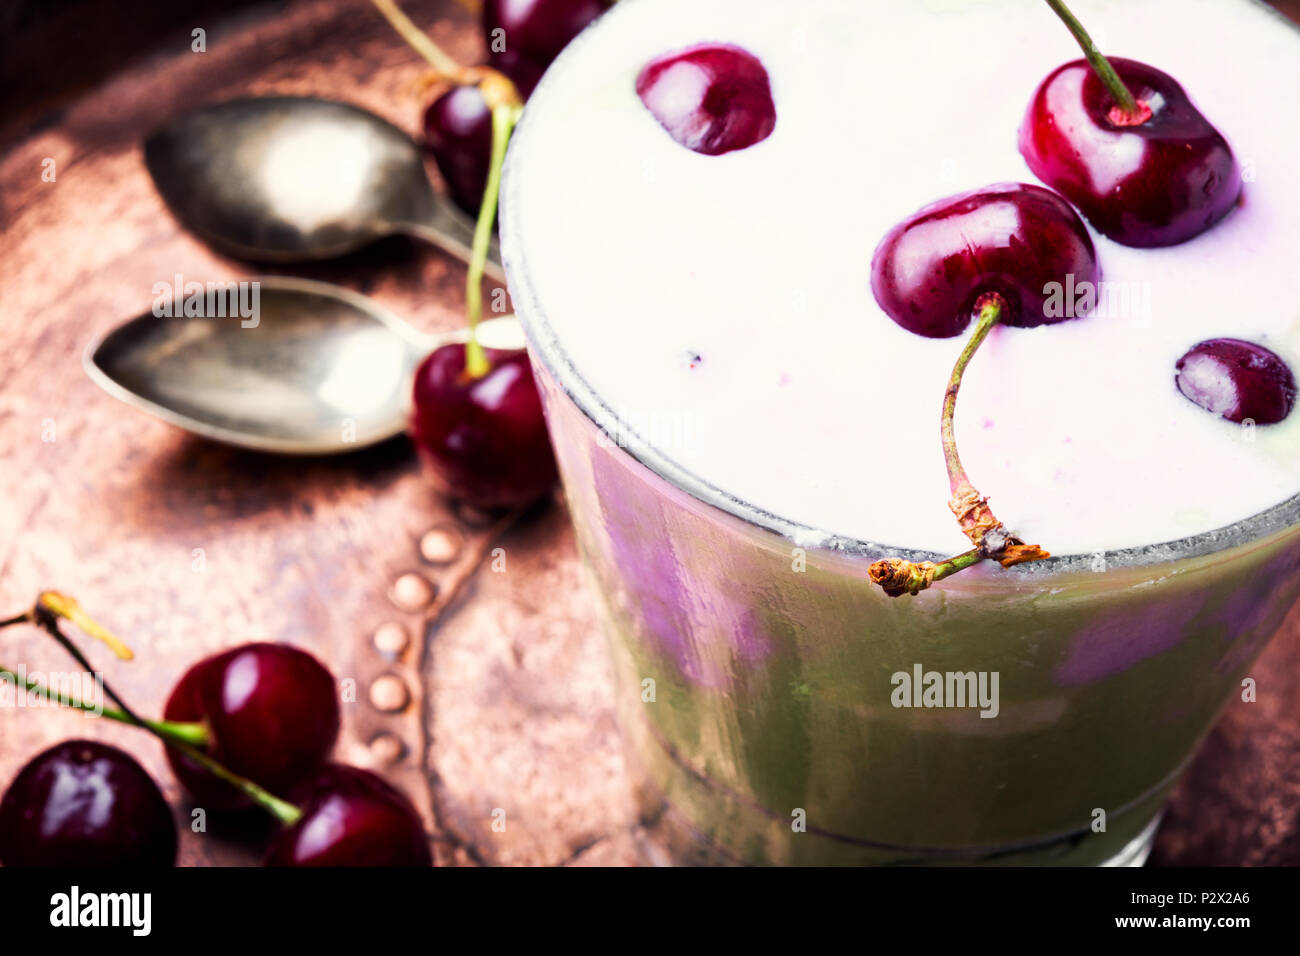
[498,0,1300,571]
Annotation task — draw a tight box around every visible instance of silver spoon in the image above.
[84,276,524,454]
[144,96,503,281]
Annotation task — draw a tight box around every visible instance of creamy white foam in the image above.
[503,0,1300,555]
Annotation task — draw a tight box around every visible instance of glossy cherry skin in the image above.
[423,84,493,216]
[1020,58,1241,248]
[409,344,558,509]
[264,765,432,867]
[163,643,340,811]
[636,43,776,156]
[483,0,610,71]
[870,183,1100,338]
[489,47,547,99]
[429,1,608,212]
[1175,339,1296,425]
[0,741,177,867]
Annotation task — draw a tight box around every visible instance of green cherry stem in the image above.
[367,0,523,381]
[464,101,520,379]
[1043,0,1145,124]
[4,599,204,745]
[28,601,302,826]
[0,666,210,746]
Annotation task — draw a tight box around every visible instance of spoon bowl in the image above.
[85,277,524,454]
[144,96,502,280]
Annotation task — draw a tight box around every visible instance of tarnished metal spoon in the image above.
[84,276,523,454]
[143,96,502,281]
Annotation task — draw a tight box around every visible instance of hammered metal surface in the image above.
[0,0,1298,866]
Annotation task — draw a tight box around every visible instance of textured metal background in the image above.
[1,0,1297,866]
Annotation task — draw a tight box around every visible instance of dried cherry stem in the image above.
[37,591,134,660]
[369,0,524,380]
[370,0,467,80]
[943,295,1014,549]
[1044,0,1149,126]
[869,549,983,598]
[868,293,1050,597]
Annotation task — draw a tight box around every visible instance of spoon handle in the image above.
[396,203,505,284]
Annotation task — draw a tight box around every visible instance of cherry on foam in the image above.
[0,740,177,867]
[263,765,432,867]
[1175,339,1296,425]
[423,84,493,216]
[409,343,558,509]
[1020,57,1241,247]
[163,642,340,811]
[636,43,776,155]
[483,0,610,73]
[870,182,1100,338]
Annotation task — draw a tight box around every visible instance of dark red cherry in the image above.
[489,47,547,99]
[636,43,776,155]
[483,0,610,71]
[163,643,340,811]
[264,765,432,867]
[870,183,1100,338]
[409,344,558,509]
[1020,58,1241,247]
[0,740,177,867]
[423,84,493,216]
[1175,339,1296,425]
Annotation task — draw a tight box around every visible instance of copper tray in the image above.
[1,0,1297,866]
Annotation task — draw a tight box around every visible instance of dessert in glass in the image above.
[500,0,1300,864]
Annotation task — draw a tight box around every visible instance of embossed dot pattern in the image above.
[370,673,412,713]
[390,572,436,611]
[420,525,464,564]
[373,621,410,658]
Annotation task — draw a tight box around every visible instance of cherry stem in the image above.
[1044,0,1142,122]
[464,102,520,379]
[38,591,134,660]
[942,294,1001,503]
[869,548,984,598]
[932,549,984,581]
[2,603,207,745]
[941,293,1050,562]
[26,598,302,826]
[0,666,211,746]
[868,293,1049,597]
[370,0,521,112]
[370,0,464,78]
[368,0,524,381]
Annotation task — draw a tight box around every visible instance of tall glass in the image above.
[499,22,1300,870]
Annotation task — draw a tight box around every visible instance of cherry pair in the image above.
[0,642,430,867]
[424,0,611,214]
[166,643,430,865]
[0,741,430,867]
